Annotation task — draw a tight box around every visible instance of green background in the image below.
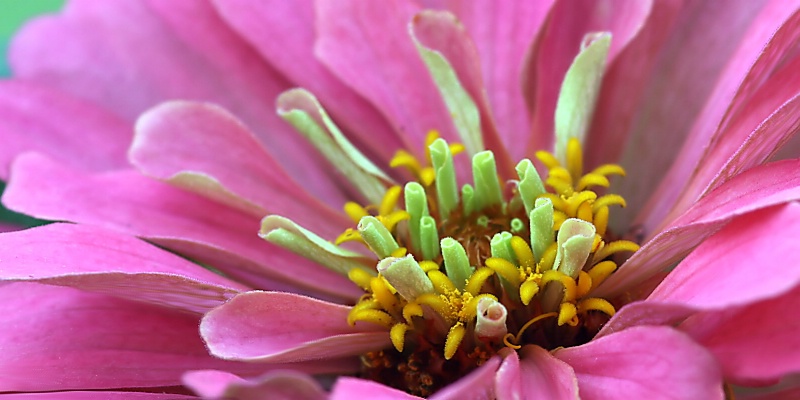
[0,0,63,226]
[1,0,64,75]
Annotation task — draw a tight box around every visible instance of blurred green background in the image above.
[0,0,63,226]
[1,0,64,75]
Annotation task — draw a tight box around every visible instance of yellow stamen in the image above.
[558,302,578,326]
[428,270,457,294]
[390,149,422,173]
[390,247,408,258]
[348,268,374,291]
[371,276,398,312]
[592,194,627,211]
[444,323,466,360]
[592,240,640,263]
[419,261,440,273]
[379,186,402,216]
[535,150,561,170]
[539,243,558,271]
[415,293,452,322]
[502,312,558,349]
[390,323,409,352]
[349,308,393,328]
[591,164,626,177]
[519,279,540,305]
[588,260,617,290]
[484,257,522,287]
[566,191,597,217]
[335,228,363,245]
[577,201,594,223]
[464,267,495,296]
[576,173,610,191]
[577,298,616,317]
[541,270,577,302]
[402,302,424,324]
[344,202,369,224]
[594,206,609,236]
[566,138,583,182]
[576,271,592,298]
[510,236,535,271]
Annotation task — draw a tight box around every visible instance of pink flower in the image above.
[2,0,800,399]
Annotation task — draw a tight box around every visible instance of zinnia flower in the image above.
[2,0,800,399]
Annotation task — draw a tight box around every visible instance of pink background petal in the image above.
[210,0,401,167]
[200,291,390,363]
[0,283,277,392]
[331,378,423,400]
[681,286,800,384]
[315,0,458,154]
[495,347,578,400]
[183,370,326,400]
[0,81,130,180]
[596,159,800,297]
[0,393,196,399]
[555,326,723,400]
[130,101,351,236]
[0,223,246,314]
[2,153,360,302]
[430,356,501,400]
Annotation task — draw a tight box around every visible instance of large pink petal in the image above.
[10,0,344,203]
[330,378,423,400]
[525,0,652,154]
[635,2,800,233]
[0,283,278,392]
[595,159,800,297]
[680,286,800,385]
[130,101,351,238]
[430,356,501,400]
[495,347,578,400]
[0,81,129,179]
[200,291,390,363]
[210,0,402,167]
[410,10,513,175]
[0,223,246,314]
[555,326,723,400]
[584,0,683,168]
[425,0,555,160]
[315,0,458,154]
[0,393,196,399]
[183,370,326,400]
[2,154,360,301]
[600,202,800,336]
[608,0,767,229]
[648,203,800,308]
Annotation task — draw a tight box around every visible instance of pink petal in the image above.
[10,0,344,203]
[648,203,800,308]
[314,0,458,153]
[429,356,501,400]
[608,0,767,229]
[634,2,800,233]
[0,283,274,392]
[0,393,196,400]
[3,154,360,302]
[410,10,513,175]
[210,0,402,166]
[525,0,652,155]
[183,370,326,400]
[494,347,578,400]
[330,378,423,400]
[555,326,723,400]
[595,159,800,297]
[426,0,555,161]
[680,285,800,385]
[130,101,351,239]
[0,81,129,179]
[0,223,246,314]
[200,291,390,363]
[584,0,683,168]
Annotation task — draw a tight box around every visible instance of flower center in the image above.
[338,131,639,397]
